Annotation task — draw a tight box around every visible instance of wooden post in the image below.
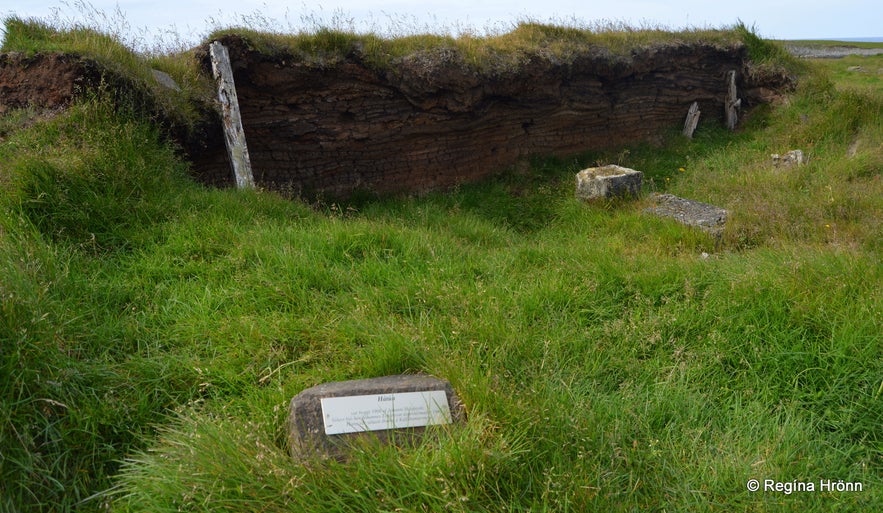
[725,70,741,131]
[209,41,255,189]
[683,101,700,138]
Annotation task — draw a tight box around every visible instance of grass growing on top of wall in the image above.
[3,13,799,86]
[208,21,800,76]
[1,18,881,513]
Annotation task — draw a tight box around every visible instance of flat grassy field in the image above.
[1,24,880,512]
[810,53,883,94]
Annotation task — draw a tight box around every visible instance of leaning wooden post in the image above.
[683,101,700,138]
[209,41,255,189]
[725,70,741,131]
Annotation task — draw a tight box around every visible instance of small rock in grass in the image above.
[771,149,805,167]
[644,193,728,236]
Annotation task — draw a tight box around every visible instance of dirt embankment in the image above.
[0,52,95,111]
[0,52,220,158]
[1,38,794,197]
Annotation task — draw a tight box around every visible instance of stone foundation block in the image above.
[644,193,728,236]
[576,165,643,200]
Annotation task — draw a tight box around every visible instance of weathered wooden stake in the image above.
[725,70,741,131]
[683,101,700,138]
[209,41,255,189]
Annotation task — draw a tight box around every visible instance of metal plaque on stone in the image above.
[321,390,452,435]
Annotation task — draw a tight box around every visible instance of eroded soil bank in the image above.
[1,36,793,197]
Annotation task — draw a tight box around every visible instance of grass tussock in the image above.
[0,15,201,93]
[1,12,881,513]
[1,16,138,66]
[1,15,214,135]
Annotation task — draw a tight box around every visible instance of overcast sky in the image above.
[3,1,881,51]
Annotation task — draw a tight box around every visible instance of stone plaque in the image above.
[321,390,452,435]
[288,374,465,460]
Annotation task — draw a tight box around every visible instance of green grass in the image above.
[808,53,883,95]
[1,19,881,513]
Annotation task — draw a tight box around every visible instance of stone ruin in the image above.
[575,165,643,200]
[644,193,729,236]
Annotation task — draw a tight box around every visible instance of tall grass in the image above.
[0,101,200,511]
[1,16,881,513]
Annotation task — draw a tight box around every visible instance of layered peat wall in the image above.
[191,35,790,196]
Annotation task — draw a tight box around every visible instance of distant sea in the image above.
[822,37,883,43]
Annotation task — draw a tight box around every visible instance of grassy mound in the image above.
[1,17,881,513]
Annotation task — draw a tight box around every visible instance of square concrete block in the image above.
[576,165,643,200]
